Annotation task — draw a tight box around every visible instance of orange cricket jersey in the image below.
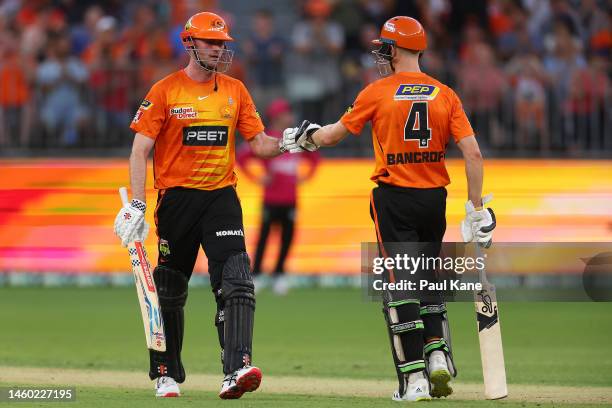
[341,72,474,188]
[130,70,264,190]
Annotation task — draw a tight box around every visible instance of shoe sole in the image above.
[430,369,452,398]
[392,395,432,402]
[156,392,180,398]
[219,367,262,400]
[219,385,244,400]
[236,366,262,393]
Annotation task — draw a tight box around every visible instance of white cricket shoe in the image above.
[155,376,180,397]
[392,371,431,402]
[429,350,453,398]
[219,365,262,399]
[273,275,289,296]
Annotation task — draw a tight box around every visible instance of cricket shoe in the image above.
[155,376,180,397]
[392,371,431,402]
[429,350,453,398]
[219,365,262,399]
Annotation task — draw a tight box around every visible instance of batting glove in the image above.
[461,194,496,248]
[295,120,321,152]
[113,199,150,247]
[279,127,302,153]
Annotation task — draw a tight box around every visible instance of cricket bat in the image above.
[474,245,507,399]
[119,187,166,351]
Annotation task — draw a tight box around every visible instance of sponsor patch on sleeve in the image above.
[394,84,439,101]
[345,104,354,114]
[140,99,153,110]
[132,109,144,123]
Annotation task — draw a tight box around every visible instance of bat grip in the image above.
[119,187,129,206]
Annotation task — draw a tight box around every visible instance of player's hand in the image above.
[113,199,149,247]
[461,194,496,248]
[279,127,302,153]
[295,120,322,152]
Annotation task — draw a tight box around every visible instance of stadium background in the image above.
[0,0,610,279]
[1,1,611,407]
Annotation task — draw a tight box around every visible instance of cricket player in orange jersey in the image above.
[113,12,293,399]
[280,16,496,401]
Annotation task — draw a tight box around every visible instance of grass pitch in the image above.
[0,287,611,407]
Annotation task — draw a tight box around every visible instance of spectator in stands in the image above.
[359,0,396,27]
[288,0,344,125]
[86,16,133,145]
[242,9,286,109]
[37,34,89,146]
[489,0,538,60]
[69,5,103,56]
[341,22,378,101]
[563,53,610,151]
[330,0,365,54]
[458,42,507,147]
[542,18,587,146]
[237,98,319,295]
[578,0,611,55]
[0,27,33,147]
[508,54,550,151]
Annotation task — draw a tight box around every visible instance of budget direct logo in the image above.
[170,106,197,119]
[182,125,229,146]
[394,84,440,101]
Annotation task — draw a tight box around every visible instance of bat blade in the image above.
[119,187,165,352]
[475,280,508,399]
[128,241,166,351]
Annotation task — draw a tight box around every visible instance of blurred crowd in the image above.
[0,0,610,155]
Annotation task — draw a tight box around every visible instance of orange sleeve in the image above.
[130,83,167,140]
[340,84,377,136]
[237,82,265,140]
[449,88,474,143]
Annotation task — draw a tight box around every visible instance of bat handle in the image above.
[119,187,129,206]
[475,243,488,284]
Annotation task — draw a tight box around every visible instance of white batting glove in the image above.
[113,199,149,247]
[295,120,321,152]
[461,194,496,248]
[279,127,302,153]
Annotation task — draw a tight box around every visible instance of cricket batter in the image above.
[280,17,496,401]
[113,12,288,399]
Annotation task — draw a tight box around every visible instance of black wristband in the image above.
[130,199,146,213]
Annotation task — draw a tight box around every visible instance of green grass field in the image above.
[1,287,611,407]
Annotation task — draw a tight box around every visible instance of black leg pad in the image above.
[149,266,188,382]
[221,253,255,374]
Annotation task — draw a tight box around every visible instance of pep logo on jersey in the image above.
[183,126,228,146]
[394,84,440,101]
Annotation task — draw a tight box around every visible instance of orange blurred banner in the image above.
[1,159,611,274]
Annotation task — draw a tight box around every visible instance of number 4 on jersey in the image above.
[404,102,431,148]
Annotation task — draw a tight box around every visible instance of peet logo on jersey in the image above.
[170,106,197,119]
[394,84,440,101]
[183,126,228,146]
